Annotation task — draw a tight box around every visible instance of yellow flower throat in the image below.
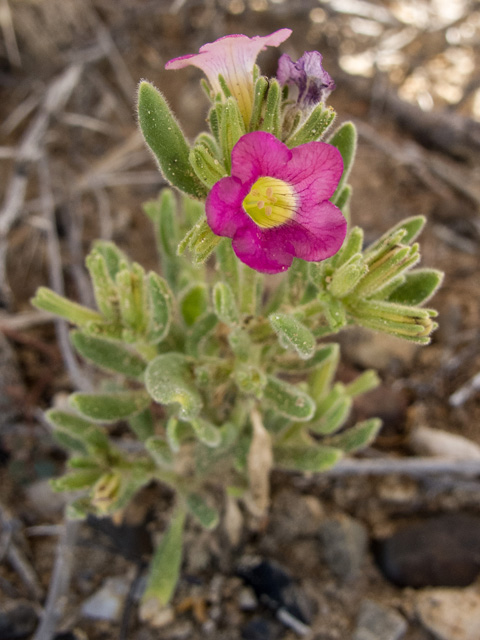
[242,177,296,229]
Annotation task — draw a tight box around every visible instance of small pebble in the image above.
[353,599,407,640]
[319,514,368,582]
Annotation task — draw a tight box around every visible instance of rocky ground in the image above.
[1,1,480,639]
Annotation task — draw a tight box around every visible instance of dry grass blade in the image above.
[0,0,21,67]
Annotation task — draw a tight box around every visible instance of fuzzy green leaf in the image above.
[213,281,239,326]
[46,409,110,453]
[138,82,206,199]
[329,122,357,204]
[180,284,208,326]
[71,331,146,379]
[145,353,202,420]
[69,391,150,423]
[264,376,315,421]
[50,468,102,492]
[190,418,222,448]
[326,418,382,453]
[275,444,343,472]
[328,253,367,298]
[145,436,174,467]
[143,504,186,606]
[186,493,219,530]
[146,272,172,343]
[260,79,281,137]
[388,268,443,306]
[269,312,315,360]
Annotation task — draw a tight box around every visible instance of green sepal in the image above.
[143,190,178,261]
[46,409,110,454]
[32,287,103,327]
[368,218,426,260]
[189,143,227,188]
[328,253,367,298]
[143,503,186,606]
[190,418,222,448]
[186,494,219,530]
[220,97,246,172]
[213,281,239,326]
[287,258,309,305]
[249,75,269,131]
[326,418,382,453]
[145,353,202,420]
[145,436,174,467]
[208,106,220,142]
[353,244,420,298]
[286,104,336,147]
[146,272,173,343]
[275,444,343,472]
[195,133,222,160]
[329,122,357,204]
[269,312,315,360]
[260,79,281,137]
[388,268,444,306]
[335,184,352,214]
[138,81,206,199]
[349,298,438,343]
[318,292,347,331]
[50,468,103,492]
[71,331,146,379]
[264,376,315,421]
[180,284,208,326]
[85,251,120,321]
[177,216,221,264]
[69,390,150,423]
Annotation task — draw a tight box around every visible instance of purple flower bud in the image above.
[277,51,335,107]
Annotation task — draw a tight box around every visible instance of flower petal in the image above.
[230,132,293,184]
[231,221,294,274]
[286,142,344,202]
[206,176,248,237]
[274,201,347,262]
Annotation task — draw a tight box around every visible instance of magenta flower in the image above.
[165,30,292,125]
[206,132,347,274]
[277,51,335,107]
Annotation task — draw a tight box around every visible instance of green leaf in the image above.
[264,376,315,421]
[69,391,150,423]
[215,239,240,297]
[146,272,172,344]
[138,81,206,199]
[269,312,315,360]
[46,409,110,453]
[310,395,352,435]
[71,331,146,379]
[180,284,208,326]
[190,418,222,448]
[166,417,182,453]
[185,312,218,357]
[51,431,88,455]
[388,268,443,306]
[128,408,155,441]
[115,263,147,333]
[326,418,382,453]
[329,122,357,204]
[234,364,266,398]
[143,190,178,260]
[286,104,336,147]
[336,227,364,268]
[85,251,120,321]
[364,216,426,262]
[214,281,239,326]
[345,370,380,397]
[275,444,343,472]
[145,353,202,420]
[145,436,174,467]
[91,241,128,281]
[186,493,219,530]
[308,343,340,400]
[143,504,186,606]
[50,468,102,492]
[32,287,103,327]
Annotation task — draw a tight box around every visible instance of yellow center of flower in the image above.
[242,177,296,229]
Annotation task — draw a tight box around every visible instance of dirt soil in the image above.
[1,1,480,639]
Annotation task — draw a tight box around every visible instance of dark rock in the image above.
[241,616,283,640]
[86,514,152,562]
[237,558,313,625]
[353,600,407,640]
[319,515,368,581]
[0,600,38,639]
[375,512,480,587]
